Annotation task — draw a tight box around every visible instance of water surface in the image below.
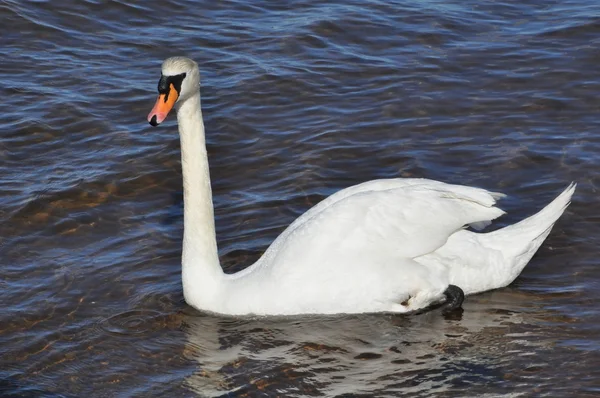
[1,0,599,396]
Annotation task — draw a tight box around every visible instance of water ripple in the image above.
[1,0,599,396]
[97,310,166,336]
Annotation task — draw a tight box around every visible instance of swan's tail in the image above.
[486,183,574,264]
[471,182,576,292]
[416,183,576,295]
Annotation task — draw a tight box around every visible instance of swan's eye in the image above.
[158,73,186,100]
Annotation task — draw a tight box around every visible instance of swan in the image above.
[147,56,575,317]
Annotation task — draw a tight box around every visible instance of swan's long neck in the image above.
[176,93,224,308]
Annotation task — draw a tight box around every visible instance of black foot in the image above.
[442,285,465,315]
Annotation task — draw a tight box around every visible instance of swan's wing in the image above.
[265,178,504,257]
[259,182,506,272]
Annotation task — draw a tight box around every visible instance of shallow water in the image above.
[1,0,600,396]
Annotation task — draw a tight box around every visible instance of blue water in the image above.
[1,0,599,396]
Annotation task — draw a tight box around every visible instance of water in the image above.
[1,0,600,396]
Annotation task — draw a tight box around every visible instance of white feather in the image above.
[152,57,575,316]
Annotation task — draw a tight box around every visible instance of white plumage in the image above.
[147,57,575,316]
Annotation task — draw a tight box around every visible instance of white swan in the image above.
[147,56,575,317]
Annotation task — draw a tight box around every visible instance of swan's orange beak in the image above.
[148,83,178,126]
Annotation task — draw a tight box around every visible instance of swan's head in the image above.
[147,56,200,126]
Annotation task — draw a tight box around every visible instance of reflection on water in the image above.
[181,289,597,397]
[1,0,600,396]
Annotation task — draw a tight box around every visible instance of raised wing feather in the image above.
[257,178,503,266]
[262,182,506,272]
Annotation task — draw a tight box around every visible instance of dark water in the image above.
[1,0,600,396]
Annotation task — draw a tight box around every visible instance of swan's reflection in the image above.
[181,290,534,396]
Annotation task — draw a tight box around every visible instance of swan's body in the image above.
[147,57,575,316]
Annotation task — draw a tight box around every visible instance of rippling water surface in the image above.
[2,0,600,396]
